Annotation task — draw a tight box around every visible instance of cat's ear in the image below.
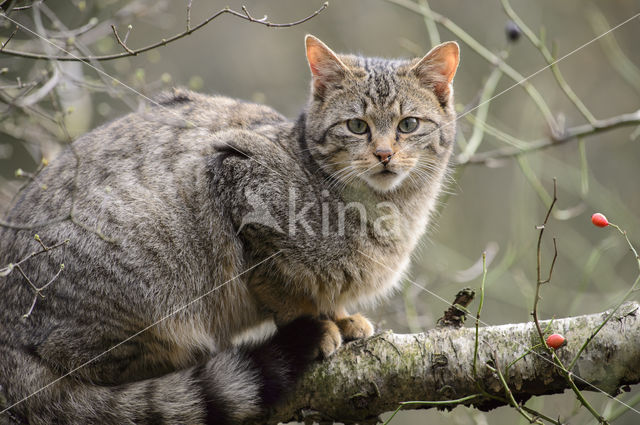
[410,41,460,105]
[305,35,350,98]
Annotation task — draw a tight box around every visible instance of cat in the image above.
[0,35,459,424]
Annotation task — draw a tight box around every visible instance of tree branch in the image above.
[0,2,328,61]
[256,302,640,424]
[459,108,640,165]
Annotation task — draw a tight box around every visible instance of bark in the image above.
[257,302,640,424]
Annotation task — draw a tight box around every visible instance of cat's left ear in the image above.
[410,41,460,105]
[305,35,351,98]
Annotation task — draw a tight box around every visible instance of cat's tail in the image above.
[1,317,327,425]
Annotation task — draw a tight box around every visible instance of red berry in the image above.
[546,333,566,349]
[591,213,609,228]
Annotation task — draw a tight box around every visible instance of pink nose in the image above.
[375,149,393,164]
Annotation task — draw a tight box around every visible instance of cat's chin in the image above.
[361,170,407,193]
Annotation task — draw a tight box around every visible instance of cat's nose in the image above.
[375,149,393,165]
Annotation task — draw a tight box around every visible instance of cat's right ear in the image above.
[305,35,350,98]
[410,41,460,106]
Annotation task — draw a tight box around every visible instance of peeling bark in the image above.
[257,302,640,424]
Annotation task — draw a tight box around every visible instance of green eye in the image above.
[347,119,369,134]
[398,117,419,133]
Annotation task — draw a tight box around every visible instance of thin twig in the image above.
[458,64,504,163]
[586,4,640,95]
[0,25,17,51]
[0,215,70,230]
[0,238,68,276]
[10,0,46,11]
[552,352,610,424]
[186,0,193,31]
[22,262,65,318]
[567,222,640,371]
[417,0,440,45]
[110,24,134,54]
[489,356,544,424]
[42,17,99,40]
[532,178,558,344]
[0,236,69,317]
[473,252,487,379]
[384,0,557,133]
[382,395,482,425]
[0,2,329,61]
[501,0,597,124]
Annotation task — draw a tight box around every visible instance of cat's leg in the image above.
[249,277,343,357]
[272,302,342,358]
[331,307,375,341]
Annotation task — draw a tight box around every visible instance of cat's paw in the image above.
[335,313,374,341]
[318,319,342,358]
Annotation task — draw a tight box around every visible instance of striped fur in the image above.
[0,36,459,423]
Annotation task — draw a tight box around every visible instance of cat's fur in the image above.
[0,36,459,424]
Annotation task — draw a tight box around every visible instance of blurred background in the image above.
[1,0,639,423]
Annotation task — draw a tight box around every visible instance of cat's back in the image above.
[0,89,291,305]
[3,89,288,225]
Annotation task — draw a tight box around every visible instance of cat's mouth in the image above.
[377,169,396,176]
[360,166,407,192]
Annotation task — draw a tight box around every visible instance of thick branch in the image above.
[258,302,640,424]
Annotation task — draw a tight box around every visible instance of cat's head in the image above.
[303,35,459,193]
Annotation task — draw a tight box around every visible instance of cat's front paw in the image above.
[335,313,374,341]
[318,320,342,358]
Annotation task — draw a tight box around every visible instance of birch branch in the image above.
[257,301,640,424]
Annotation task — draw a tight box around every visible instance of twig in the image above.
[532,178,558,344]
[586,4,640,95]
[22,262,64,318]
[458,64,504,163]
[417,0,440,46]
[578,138,589,196]
[0,237,68,276]
[500,0,597,125]
[461,113,529,151]
[0,215,70,230]
[110,24,134,54]
[0,25,17,51]
[489,356,544,424]
[10,0,46,11]
[472,252,487,379]
[526,179,610,424]
[42,17,99,40]
[186,0,193,31]
[36,2,138,110]
[48,90,117,243]
[462,108,640,165]
[0,2,329,61]
[552,352,610,424]
[567,222,640,371]
[383,395,482,425]
[384,0,557,134]
[0,79,39,90]
[0,235,69,317]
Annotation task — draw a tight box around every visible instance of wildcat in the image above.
[0,35,459,424]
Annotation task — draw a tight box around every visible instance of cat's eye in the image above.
[347,119,369,135]
[398,117,419,133]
